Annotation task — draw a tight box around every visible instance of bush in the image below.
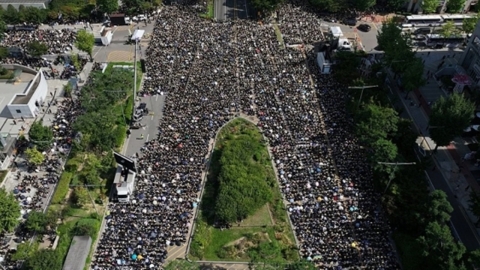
[51,172,73,204]
[73,218,100,239]
[124,95,134,123]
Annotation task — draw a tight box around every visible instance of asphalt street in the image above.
[124,94,166,157]
[215,0,249,21]
[326,21,381,52]
[423,152,480,251]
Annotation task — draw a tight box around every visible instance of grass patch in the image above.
[200,0,214,19]
[0,170,8,185]
[190,118,297,262]
[0,70,14,80]
[393,231,423,270]
[273,24,285,50]
[105,61,143,89]
[241,204,273,227]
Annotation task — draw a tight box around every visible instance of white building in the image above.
[0,64,48,168]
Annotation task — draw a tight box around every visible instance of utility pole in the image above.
[348,85,378,109]
[378,162,417,193]
[133,37,139,123]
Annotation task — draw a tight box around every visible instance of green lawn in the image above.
[189,118,298,262]
[241,204,273,227]
[105,61,143,89]
[393,231,423,270]
[200,0,214,19]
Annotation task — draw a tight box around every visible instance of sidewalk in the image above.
[387,63,480,242]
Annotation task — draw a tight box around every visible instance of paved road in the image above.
[215,0,249,21]
[124,93,166,157]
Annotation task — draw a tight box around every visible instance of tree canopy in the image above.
[28,120,53,151]
[75,30,95,59]
[25,146,45,166]
[447,0,466,13]
[429,93,475,150]
[309,0,347,12]
[73,69,134,152]
[214,120,274,223]
[97,0,118,14]
[441,21,457,38]
[424,190,453,225]
[26,40,48,58]
[422,0,439,13]
[355,103,399,144]
[417,221,466,269]
[462,13,480,34]
[0,188,21,233]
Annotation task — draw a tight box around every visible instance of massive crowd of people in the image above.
[0,28,77,71]
[92,3,399,270]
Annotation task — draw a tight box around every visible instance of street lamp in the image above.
[378,161,417,193]
[348,85,378,109]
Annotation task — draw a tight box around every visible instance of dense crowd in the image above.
[92,3,399,270]
[0,28,77,71]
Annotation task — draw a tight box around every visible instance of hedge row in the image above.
[51,172,73,204]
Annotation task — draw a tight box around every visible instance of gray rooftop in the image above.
[0,80,33,120]
[62,236,92,270]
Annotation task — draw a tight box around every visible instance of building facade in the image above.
[459,21,480,88]
[0,0,50,9]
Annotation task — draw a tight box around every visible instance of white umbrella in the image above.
[473,125,480,131]
[465,127,472,132]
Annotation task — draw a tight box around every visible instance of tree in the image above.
[97,0,118,14]
[429,93,475,151]
[0,188,21,232]
[250,0,283,13]
[26,40,48,58]
[214,121,273,223]
[447,0,466,13]
[23,7,46,24]
[0,46,8,60]
[25,211,47,233]
[286,260,317,270]
[370,138,398,167]
[402,57,426,97]
[386,0,406,11]
[10,242,38,261]
[417,221,466,269]
[72,187,90,208]
[25,146,45,166]
[425,190,453,224]
[24,249,63,270]
[28,120,53,150]
[462,13,480,34]
[355,103,399,144]
[351,0,376,11]
[310,0,347,12]
[75,30,95,60]
[441,21,457,38]
[469,249,480,269]
[377,20,414,74]
[469,191,480,226]
[422,0,439,13]
[3,5,18,24]
[164,260,200,270]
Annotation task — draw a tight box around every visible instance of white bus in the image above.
[405,15,442,24]
[441,14,473,23]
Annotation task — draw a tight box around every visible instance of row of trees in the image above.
[332,18,479,269]
[309,0,396,13]
[423,0,467,13]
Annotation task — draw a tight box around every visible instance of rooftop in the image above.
[62,236,92,270]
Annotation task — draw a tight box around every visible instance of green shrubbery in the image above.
[214,127,273,223]
[52,172,73,204]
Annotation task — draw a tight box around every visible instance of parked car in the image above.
[357,24,371,32]
[344,18,357,26]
